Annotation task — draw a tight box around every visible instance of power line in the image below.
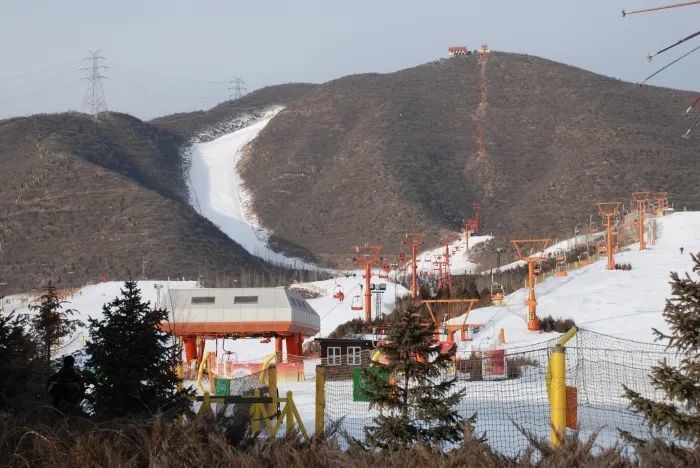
[81,50,108,116]
[229,76,246,99]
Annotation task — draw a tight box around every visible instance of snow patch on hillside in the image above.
[186,107,314,268]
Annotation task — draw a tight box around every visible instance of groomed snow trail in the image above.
[450,211,700,353]
[187,107,314,268]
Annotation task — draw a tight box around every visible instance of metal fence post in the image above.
[549,345,566,446]
[315,365,325,437]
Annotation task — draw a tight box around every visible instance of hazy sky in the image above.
[1,0,698,120]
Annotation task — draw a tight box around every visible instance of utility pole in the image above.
[81,50,108,116]
[229,76,246,99]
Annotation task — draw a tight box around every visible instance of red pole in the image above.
[606,215,615,270]
[364,262,372,322]
[411,243,418,299]
[527,261,539,331]
[637,200,646,250]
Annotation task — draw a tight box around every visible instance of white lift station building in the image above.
[161,287,320,362]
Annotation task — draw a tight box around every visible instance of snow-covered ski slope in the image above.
[416,234,492,275]
[187,107,314,268]
[450,211,700,353]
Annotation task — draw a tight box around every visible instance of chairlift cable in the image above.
[639,44,700,85]
[684,95,700,114]
[647,29,700,61]
[622,0,700,17]
[681,113,700,138]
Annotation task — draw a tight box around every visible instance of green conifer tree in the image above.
[361,302,466,449]
[624,252,700,443]
[0,312,38,411]
[30,281,82,368]
[86,280,191,418]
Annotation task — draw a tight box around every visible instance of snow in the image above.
[447,211,700,353]
[416,234,492,275]
[186,107,314,269]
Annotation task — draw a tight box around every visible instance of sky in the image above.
[1,0,698,120]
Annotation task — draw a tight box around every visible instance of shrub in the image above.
[538,316,576,333]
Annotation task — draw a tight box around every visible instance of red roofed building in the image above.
[448,46,469,56]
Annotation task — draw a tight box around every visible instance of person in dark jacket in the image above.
[47,355,84,411]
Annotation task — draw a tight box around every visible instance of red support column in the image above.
[275,336,284,363]
[364,262,372,322]
[184,337,197,362]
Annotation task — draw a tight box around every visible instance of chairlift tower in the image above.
[352,243,383,322]
[650,191,669,217]
[403,233,423,299]
[511,238,551,331]
[596,201,622,270]
[632,192,650,250]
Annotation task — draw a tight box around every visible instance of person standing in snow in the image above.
[680,247,685,255]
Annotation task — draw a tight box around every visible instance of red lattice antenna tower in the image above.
[596,201,622,270]
[511,238,551,331]
[632,192,650,251]
[472,202,481,233]
[404,233,423,299]
[353,243,383,322]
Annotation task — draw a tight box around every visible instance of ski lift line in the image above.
[647,29,700,61]
[622,0,700,16]
[682,112,700,138]
[639,44,700,85]
[685,95,700,114]
[319,282,362,322]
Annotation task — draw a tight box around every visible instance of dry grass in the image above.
[1,409,699,467]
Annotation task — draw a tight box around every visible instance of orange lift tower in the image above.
[596,201,622,270]
[651,192,668,217]
[403,234,423,299]
[511,238,551,331]
[353,243,383,322]
[472,202,481,234]
[632,192,649,251]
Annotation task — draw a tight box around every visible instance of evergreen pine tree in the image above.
[0,312,38,411]
[30,281,82,367]
[86,280,191,419]
[361,302,466,449]
[624,252,700,443]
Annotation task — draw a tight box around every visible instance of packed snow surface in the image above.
[449,211,700,352]
[187,107,313,268]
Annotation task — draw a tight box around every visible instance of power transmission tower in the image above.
[81,50,108,116]
[229,76,246,99]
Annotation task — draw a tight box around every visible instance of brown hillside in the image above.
[0,112,272,294]
[242,52,699,262]
[151,84,316,140]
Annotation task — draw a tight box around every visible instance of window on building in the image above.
[327,347,341,366]
[191,296,215,304]
[234,296,258,304]
[347,346,361,366]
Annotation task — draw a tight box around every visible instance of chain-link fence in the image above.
[321,329,677,455]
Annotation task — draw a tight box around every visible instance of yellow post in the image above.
[549,345,566,446]
[286,391,294,434]
[315,365,326,437]
[201,391,212,416]
[251,389,261,434]
[268,365,278,417]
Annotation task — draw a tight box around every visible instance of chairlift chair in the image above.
[332,285,345,302]
[350,295,363,311]
[490,282,505,306]
[578,251,590,266]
